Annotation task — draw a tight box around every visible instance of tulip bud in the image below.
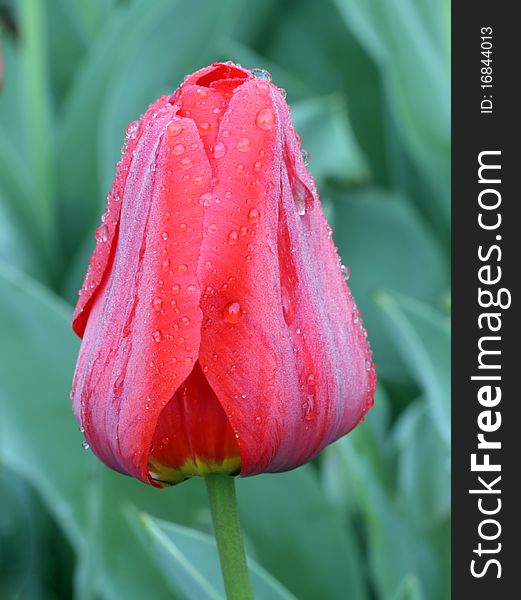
[71,63,376,487]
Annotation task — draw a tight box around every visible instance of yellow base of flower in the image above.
[148,455,241,487]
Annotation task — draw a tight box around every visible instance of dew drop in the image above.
[199,192,213,206]
[152,297,163,312]
[151,330,162,342]
[223,301,242,324]
[82,441,90,450]
[161,231,169,241]
[167,122,183,137]
[180,157,192,170]
[253,161,262,172]
[236,163,244,173]
[278,87,287,99]
[173,143,185,155]
[208,223,217,233]
[212,141,226,158]
[251,68,272,82]
[181,316,190,326]
[248,208,260,223]
[177,264,188,273]
[198,122,211,136]
[227,230,239,245]
[237,138,250,152]
[96,224,109,243]
[126,120,139,139]
[256,108,275,130]
[291,177,314,216]
[186,284,196,294]
[341,265,351,281]
[281,284,296,325]
[303,395,316,421]
[301,149,310,165]
[306,373,316,387]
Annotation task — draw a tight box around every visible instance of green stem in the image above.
[205,474,254,600]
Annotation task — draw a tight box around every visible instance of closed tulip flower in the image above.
[71,62,376,489]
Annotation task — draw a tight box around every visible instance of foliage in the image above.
[0,1,450,598]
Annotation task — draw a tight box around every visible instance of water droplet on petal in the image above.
[161,231,169,241]
[281,285,295,325]
[278,87,287,99]
[152,297,163,311]
[82,441,90,450]
[251,68,272,82]
[96,224,109,243]
[306,373,316,387]
[208,223,217,233]
[173,143,185,155]
[301,149,310,165]
[198,122,211,136]
[126,120,139,139]
[227,230,239,245]
[237,138,250,152]
[167,122,183,137]
[248,208,260,223]
[212,141,226,158]
[223,301,242,323]
[151,330,162,342]
[181,316,190,326]
[199,192,213,206]
[256,108,275,130]
[180,157,192,170]
[177,264,188,273]
[291,176,314,216]
[341,265,351,281]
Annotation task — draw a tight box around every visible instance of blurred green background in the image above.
[0,1,450,599]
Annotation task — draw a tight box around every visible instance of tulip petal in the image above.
[72,107,213,484]
[72,96,172,337]
[197,79,375,476]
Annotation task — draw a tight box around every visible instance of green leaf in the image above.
[237,468,368,600]
[333,0,450,223]
[392,575,424,600]
[331,187,448,381]
[18,0,58,264]
[393,402,450,529]
[292,94,369,186]
[325,435,439,600]
[138,514,297,600]
[376,291,450,444]
[262,0,389,184]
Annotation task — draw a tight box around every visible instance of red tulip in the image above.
[71,62,376,487]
